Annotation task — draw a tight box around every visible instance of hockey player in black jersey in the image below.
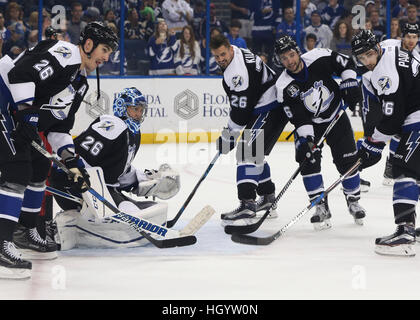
[49,87,180,249]
[352,29,420,256]
[359,24,420,187]
[274,35,365,230]
[210,34,288,225]
[0,22,118,279]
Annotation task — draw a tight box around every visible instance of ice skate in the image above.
[347,198,366,225]
[375,223,416,257]
[383,156,394,186]
[310,198,332,230]
[360,178,371,193]
[13,224,58,260]
[221,199,256,226]
[255,193,278,219]
[0,240,32,280]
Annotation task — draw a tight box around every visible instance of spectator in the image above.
[200,27,222,75]
[162,0,193,36]
[148,18,177,75]
[303,11,333,49]
[370,9,386,41]
[174,25,201,75]
[365,0,376,16]
[303,33,317,53]
[276,7,297,40]
[124,8,144,40]
[330,20,352,56]
[390,17,402,39]
[5,2,23,27]
[191,0,205,39]
[230,0,251,43]
[300,0,317,28]
[321,0,346,28]
[140,7,156,41]
[250,0,280,60]
[3,21,26,59]
[392,0,409,19]
[227,19,247,48]
[67,2,87,45]
[83,7,102,23]
[0,12,11,43]
[198,3,229,40]
[104,9,118,26]
[400,4,419,28]
[100,22,127,75]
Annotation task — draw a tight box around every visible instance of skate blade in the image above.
[0,266,31,280]
[354,218,364,226]
[382,178,394,186]
[312,219,332,231]
[255,209,278,219]
[375,244,415,257]
[360,185,370,193]
[20,249,58,260]
[221,218,254,227]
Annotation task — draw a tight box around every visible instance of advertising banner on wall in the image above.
[73,78,364,143]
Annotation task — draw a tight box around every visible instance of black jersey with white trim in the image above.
[74,115,141,187]
[370,45,420,142]
[275,48,357,137]
[5,39,88,134]
[222,46,278,127]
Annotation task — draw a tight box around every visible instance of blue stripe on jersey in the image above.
[253,100,278,115]
[393,180,419,205]
[0,191,23,219]
[389,136,400,154]
[402,122,420,132]
[21,186,45,212]
[237,163,263,185]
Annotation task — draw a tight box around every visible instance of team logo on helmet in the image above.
[300,80,334,117]
[378,76,392,91]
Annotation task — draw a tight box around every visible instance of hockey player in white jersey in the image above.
[209,34,288,225]
[274,35,365,230]
[0,22,118,279]
[49,87,180,250]
[352,29,420,256]
[360,23,420,187]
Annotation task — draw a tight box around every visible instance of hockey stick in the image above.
[224,106,347,235]
[30,141,207,248]
[231,159,362,245]
[45,185,215,248]
[166,152,220,228]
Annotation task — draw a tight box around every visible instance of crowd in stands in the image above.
[0,0,419,76]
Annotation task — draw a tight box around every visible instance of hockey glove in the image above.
[357,138,385,169]
[63,155,91,193]
[295,136,321,164]
[340,78,362,112]
[216,127,240,154]
[11,113,41,148]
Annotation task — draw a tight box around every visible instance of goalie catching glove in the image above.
[133,164,180,200]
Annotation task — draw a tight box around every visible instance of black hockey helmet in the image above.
[402,22,420,36]
[351,29,378,57]
[79,21,119,55]
[274,35,300,65]
[45,26,63,40]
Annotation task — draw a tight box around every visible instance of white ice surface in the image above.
[1,142,419,300]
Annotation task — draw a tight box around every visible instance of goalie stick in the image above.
[166,152,220,228]
[224,106,347,235]
[31,141,214,248]
[231,159,362,246]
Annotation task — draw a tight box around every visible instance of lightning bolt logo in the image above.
[0,112,16,155]
[248,113,268,146]
[405,131,420,163]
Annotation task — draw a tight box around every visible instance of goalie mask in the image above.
[113,87,148,134]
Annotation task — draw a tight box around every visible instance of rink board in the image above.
[72,77,364,143]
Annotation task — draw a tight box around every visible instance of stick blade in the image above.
[224,220,262,235]
[179,205,215,236]
[141,231,197,248]
[231,231,280,246]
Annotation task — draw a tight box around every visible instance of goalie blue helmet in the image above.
[113,87,147,134]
